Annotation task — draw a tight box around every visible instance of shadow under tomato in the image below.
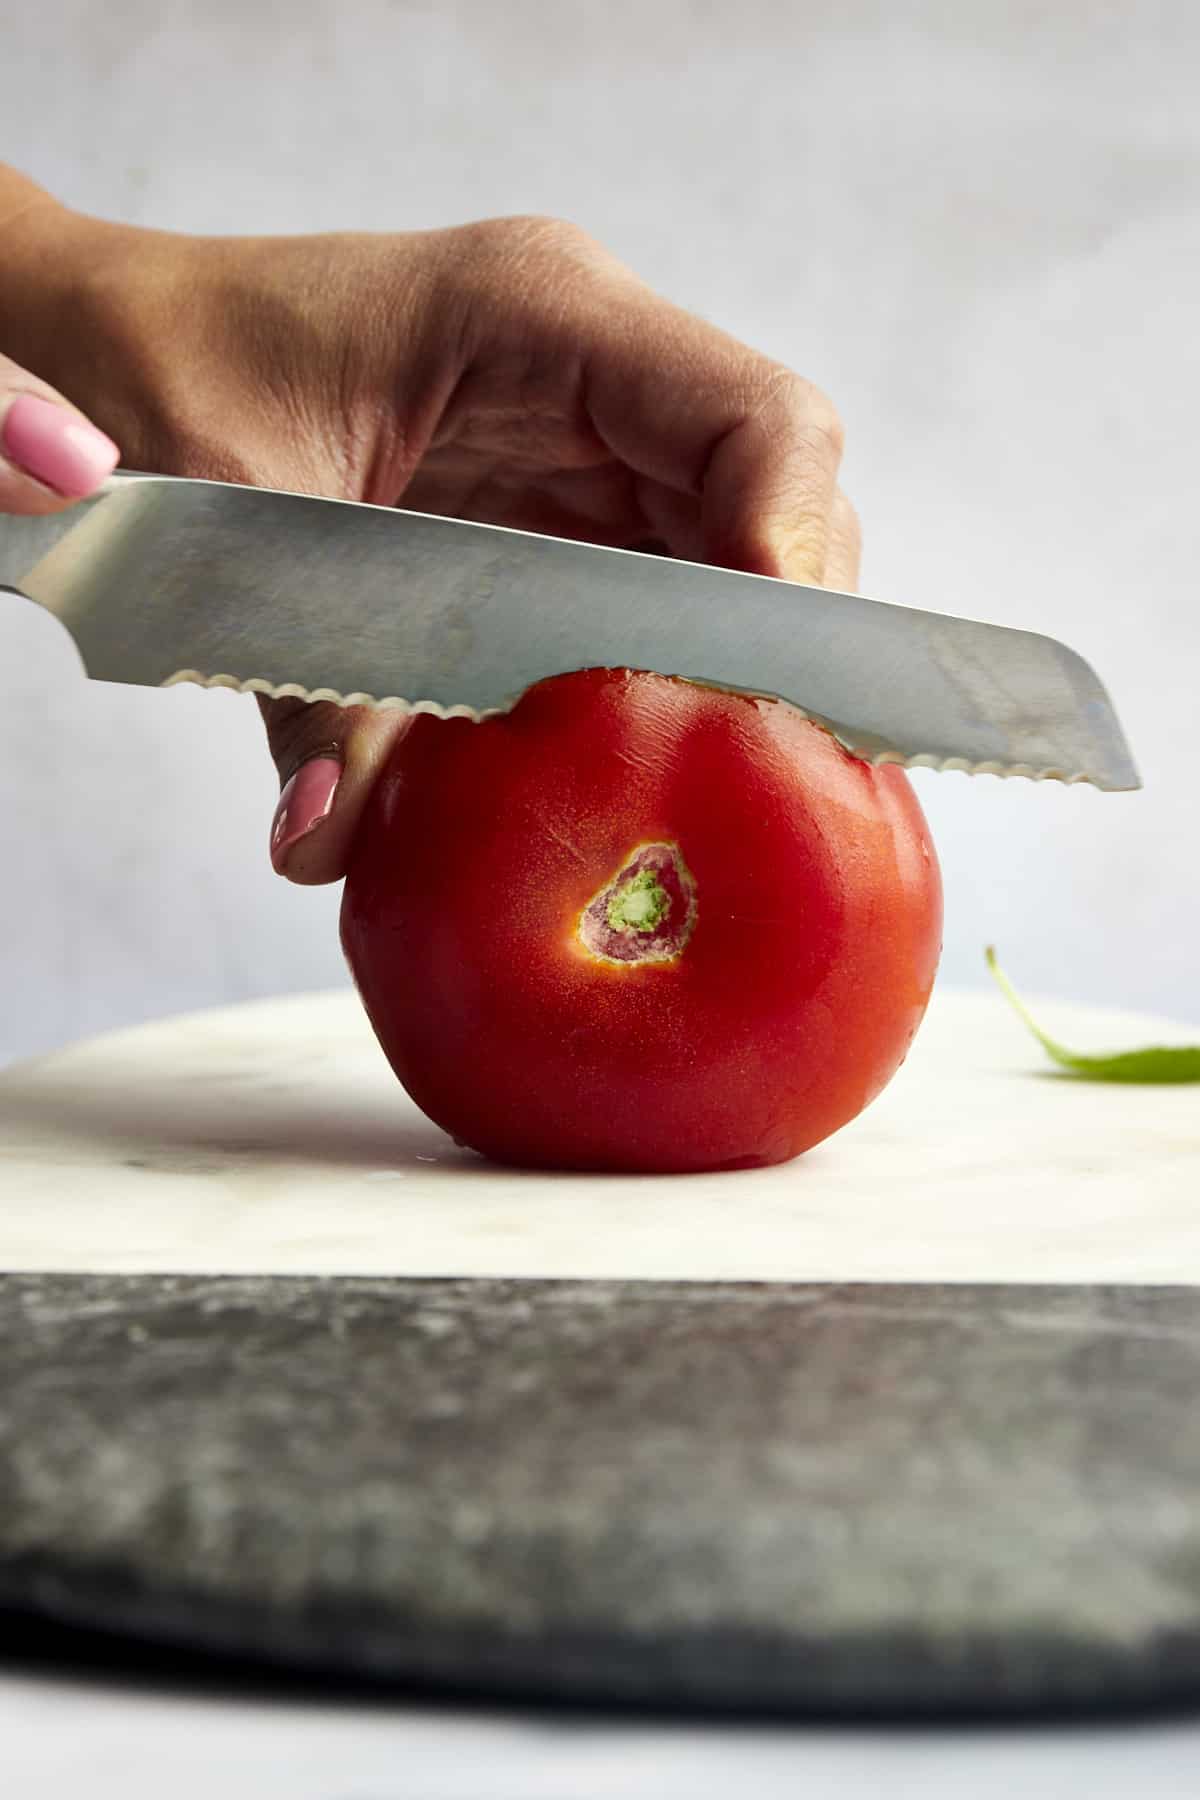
[0,1074,740,1182]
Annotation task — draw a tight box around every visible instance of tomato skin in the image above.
[341,669,943,1173]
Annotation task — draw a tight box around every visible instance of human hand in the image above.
[0,352,118,514]
[3,191,859,881]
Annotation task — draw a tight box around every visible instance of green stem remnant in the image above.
[579,841,698,966]
[607,868,671,935]
[985,947,1200,1084]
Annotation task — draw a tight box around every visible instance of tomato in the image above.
[341,668,942,1173]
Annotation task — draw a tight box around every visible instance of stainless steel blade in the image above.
[1,470,1140,789]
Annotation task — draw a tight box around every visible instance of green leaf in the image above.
[985,947,1200,1084]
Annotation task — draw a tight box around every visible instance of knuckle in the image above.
[258,697,350,783]
[781,516,830,576]
[802,386,846,461]
[516,213,599,258]
[745,367,846,463]
[834,487,862,549]
[442,214,614,348]
[469,212,601,268]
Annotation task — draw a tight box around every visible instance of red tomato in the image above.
[341,669,942,1173]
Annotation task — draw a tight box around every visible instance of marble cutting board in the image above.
[1,986,1198,1282]
[1,986,1199,1713]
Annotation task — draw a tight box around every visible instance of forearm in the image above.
[0,169,66,371]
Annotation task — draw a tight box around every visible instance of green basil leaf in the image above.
[985,947,1200,1084]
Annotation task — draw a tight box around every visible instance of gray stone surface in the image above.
[2,1275,1200,1713]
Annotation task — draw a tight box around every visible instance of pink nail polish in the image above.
[270,758,342,873]
[1,394,120,498]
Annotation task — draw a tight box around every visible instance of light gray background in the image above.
[3,0,1197,1065]
[6,1665,1200,1800]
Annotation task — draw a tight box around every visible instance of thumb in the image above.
[259,696,413,885]
[0,354,119,515]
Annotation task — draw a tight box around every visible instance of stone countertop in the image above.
[6,1274,1200,1715]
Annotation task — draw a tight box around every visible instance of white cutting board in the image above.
[0,986,1196,1282]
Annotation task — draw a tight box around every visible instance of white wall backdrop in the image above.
[3,0,1197,1063]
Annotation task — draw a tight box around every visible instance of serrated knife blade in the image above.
[0,470,1139,790]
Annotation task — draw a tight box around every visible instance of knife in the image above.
[0,469,1140,790]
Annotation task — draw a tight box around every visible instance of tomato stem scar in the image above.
[579,841,697,965]
[607,868,671,934]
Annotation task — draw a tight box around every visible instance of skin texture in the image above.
[341,669,944,1174]
[0,164,861,882]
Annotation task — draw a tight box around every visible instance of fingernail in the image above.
[0,394,120,498]
[270,757,342,873]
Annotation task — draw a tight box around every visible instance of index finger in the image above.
[575,262,846,584]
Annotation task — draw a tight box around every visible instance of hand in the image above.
[0,352,118,514]
[3,187,860,882]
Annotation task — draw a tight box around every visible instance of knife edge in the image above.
[158,666,1119,787]
[2,471,1142,793]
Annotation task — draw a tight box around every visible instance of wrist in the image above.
[0,181,186,461]
[1,184,107,379]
